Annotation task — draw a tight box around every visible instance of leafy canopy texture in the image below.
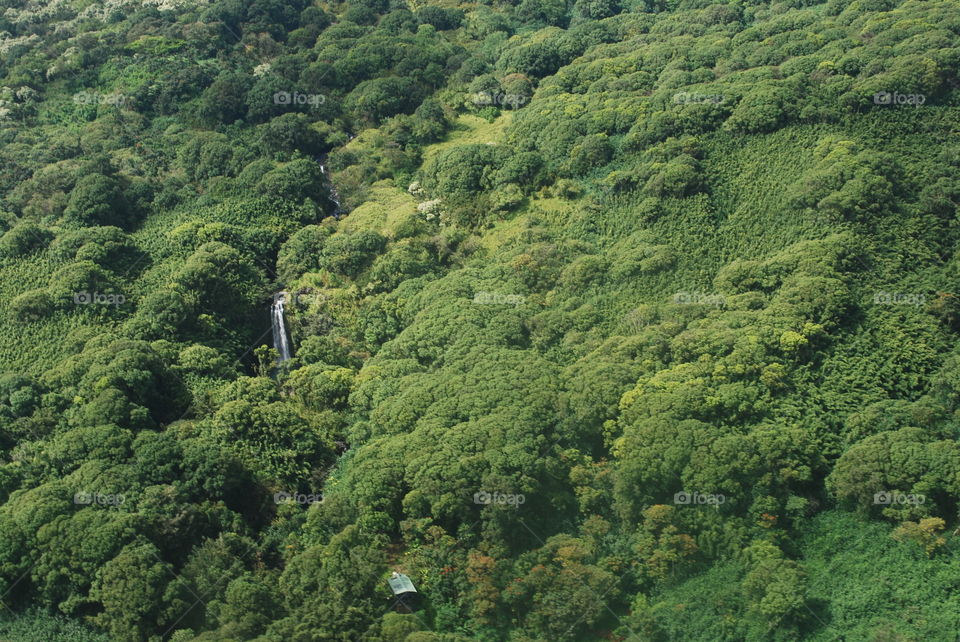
[1,0,960,639]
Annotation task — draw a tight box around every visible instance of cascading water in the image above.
[268,148,352,366]
[271,292,292,363]
[316,154,344,219]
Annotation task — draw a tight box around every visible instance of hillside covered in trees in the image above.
[1,0,960,639]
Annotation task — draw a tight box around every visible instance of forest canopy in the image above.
[1,0,959,639]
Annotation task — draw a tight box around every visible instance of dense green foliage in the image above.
[1,0,959,639]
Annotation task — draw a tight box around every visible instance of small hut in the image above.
[388,572,421,612]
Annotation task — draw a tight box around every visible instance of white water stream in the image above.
[271,292,292,363]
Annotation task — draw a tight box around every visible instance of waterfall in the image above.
[271,292,292,363]
[269,152,349,367]
[316,154,344,219]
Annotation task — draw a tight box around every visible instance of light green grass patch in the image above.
[338,180,419,238]
[421,113,513,164]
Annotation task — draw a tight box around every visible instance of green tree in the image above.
[198,71,253,126]
[259,113,326,158]
[740,541,808,636]
[63,175,129,229]
[0,223,53,257]
[90,541,192,642]
[892,517,947,557]
[574,0,621,20]
[277,224,333,282]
